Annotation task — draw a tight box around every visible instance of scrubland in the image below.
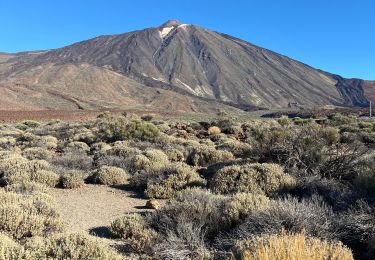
[0,112,374,259]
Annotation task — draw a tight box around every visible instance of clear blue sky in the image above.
[0,0,374,79]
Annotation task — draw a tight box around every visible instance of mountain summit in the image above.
[0,20,373,112]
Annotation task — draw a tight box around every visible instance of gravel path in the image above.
[51,184,149,235]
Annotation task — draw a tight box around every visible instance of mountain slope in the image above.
[0,20,373,111]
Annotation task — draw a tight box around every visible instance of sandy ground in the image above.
[51,184,150,236]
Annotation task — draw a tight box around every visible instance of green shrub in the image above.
[97,117,159,142]
[145,163,207,199]
[210,163,295,195]
[93,166,128,185]
[187,145,234,167]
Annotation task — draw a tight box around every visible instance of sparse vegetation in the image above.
[0,112,373,258]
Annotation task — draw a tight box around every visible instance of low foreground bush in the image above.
[210,163,295,195]
[0,190,64,240]
[60,170,85,189]
[23,233,123,260]
[93,166,128,185]
[232,230,353,260]
[110,214,157,254]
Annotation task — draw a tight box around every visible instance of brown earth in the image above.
[51,184,153,234]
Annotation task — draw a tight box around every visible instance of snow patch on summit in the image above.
[159,26,174,38]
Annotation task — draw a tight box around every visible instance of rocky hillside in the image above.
[0,20,373,112]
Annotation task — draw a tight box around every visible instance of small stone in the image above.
[145,199,160,209]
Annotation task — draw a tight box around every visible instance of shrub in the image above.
[232,196,337,242]
[217,138,252,157]
[93,166,128,185]
[0,137,16,148]
[210,163,295,195]
[335,201,375,259]
[208,126,221,135]
[23,233,123,259]
[0,233,23,259]
[51,150,92,170]
[31,170,60,187]
[110,214,157,254]
[73,129,96,144]
[66,141,90,153]
[152,188,229,240]
[97,117,159,142]
[165,149,184,162]
[0,190,64,240]
[5,182,49,195]
[187,145,234,167]
[22,147,51,160]
[224,193,270,223]
[60,171,85,189]
[145,163,207,199]
[232,230,353,260]
[110,213,146,239]
[0,159,50,185]
[17,132,36,142]
[37,135,58,150]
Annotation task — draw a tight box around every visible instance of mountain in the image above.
[0,20,373,112]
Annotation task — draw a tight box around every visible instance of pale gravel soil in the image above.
[51,184,150,234]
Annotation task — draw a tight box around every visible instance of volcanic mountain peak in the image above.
[0,21,373,112]
[160,19,182,28]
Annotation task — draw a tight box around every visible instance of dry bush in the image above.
[60,170,85,189]
[110,214,157,254]
[66,141,90,153]
[208,126,221,135]
[37,135,58,150]
[165,148,185,162]
[72,128,96,144]
[232,230,353,260]
[0,233,23,259]
[210,163,295,195]
[0,136,16,149]
[0,190,64,240]
[31,170,60,187]
[233,196,337,242]
[93,166,128,185]
[187,145,234,167]
[224,193,270,223]
[152,188,229,240]
[91,142,111,152]
[217,138,252,157]
[0,157,50,185]
[153,220,212,260]
[144,163,207,199]
[335,201,375,259]
[51,149,92,170]
[5,182,49,195]
[22,147,51,160]
[23,233,123,260]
